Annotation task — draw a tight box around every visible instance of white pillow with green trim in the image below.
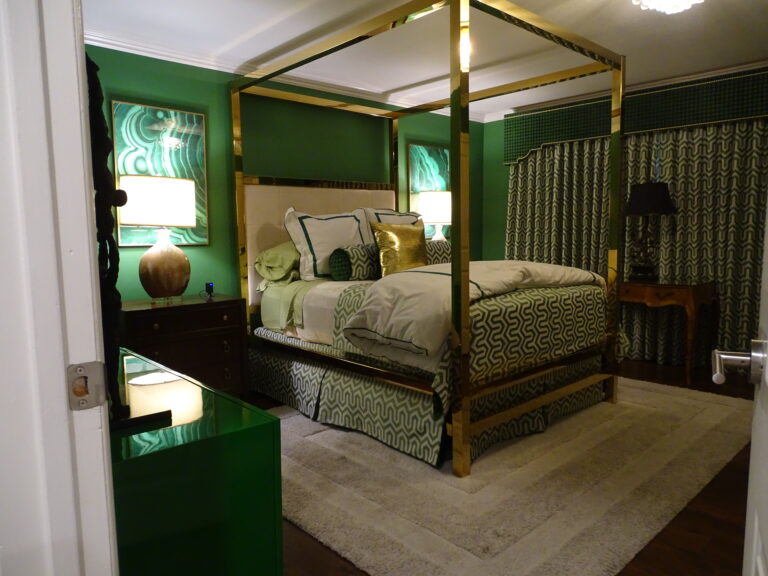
[363,207,421,226]
[284,207,373,281]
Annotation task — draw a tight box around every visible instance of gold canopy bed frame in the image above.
[230,0,626,476]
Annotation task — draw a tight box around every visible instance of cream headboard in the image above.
[243,184,396,307]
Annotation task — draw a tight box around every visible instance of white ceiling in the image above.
[83,0,768,123]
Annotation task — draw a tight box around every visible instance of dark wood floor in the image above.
[247,360,755,576]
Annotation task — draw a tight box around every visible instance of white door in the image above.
[743,203,768,573]
[0,0,117,574]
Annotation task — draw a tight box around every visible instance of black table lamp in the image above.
[625,182,676,281]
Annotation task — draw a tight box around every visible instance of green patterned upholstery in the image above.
[425,239,452,264]
[329,243,380,281]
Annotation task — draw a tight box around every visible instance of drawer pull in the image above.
[153,323,160,331]
[222,314,229,322]
[223,340,231,353]
[224,368,231,380]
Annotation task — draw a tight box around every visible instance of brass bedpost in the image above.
[230,87,249,313]
[604,55,626,404]
[450,0,473,477]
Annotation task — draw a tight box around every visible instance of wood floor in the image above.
[248,360,754,576]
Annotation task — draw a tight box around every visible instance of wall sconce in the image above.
[417,191,452,242]
[118,175,196,299]
[625,182,677,281]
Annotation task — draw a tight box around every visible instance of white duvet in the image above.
[343,260,605,372]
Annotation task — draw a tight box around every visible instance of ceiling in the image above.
[83,0,768,123]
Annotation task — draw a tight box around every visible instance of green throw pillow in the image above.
[329,243,380,281]
[254,241,300,282]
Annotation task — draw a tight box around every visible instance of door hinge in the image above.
[67,361,106,410]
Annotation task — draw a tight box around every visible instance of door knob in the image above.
[711,339,767,385]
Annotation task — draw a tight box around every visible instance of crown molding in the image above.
[84,31,240,73]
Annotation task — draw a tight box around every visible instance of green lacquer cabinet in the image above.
[111,349,282,576]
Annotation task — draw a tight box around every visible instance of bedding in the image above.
[329,243,380,281]
[263,279,386,345]
[371,219,428,275]
[344,260,605,372]
[363,207,420,225]
[253,240,300,288]
[256,261,606,410]
[284,206,372,281]
[259,279,327,331]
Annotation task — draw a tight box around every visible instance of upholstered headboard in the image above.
[243,184,395,307]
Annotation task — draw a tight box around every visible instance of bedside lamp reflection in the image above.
[127,371,203,427]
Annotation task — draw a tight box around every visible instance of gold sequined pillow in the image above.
[371,220,427,276]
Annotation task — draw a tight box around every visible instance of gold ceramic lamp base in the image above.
[139,229,190,298]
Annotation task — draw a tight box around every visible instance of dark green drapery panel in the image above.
[505,138,611,278]
[623,120,767,365]
[506,119,768,367]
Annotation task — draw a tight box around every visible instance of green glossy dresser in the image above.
[111,349,282,576]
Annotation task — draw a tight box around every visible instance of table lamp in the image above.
[127,370,203,427]
[625,182,676,281]
[118,175,197,298]
[417,191,452,242]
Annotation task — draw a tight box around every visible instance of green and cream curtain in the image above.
[505,137,611,277]
[506,119,768,366]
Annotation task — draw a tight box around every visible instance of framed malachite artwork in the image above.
[408,142,449,193]
[112,101,208,246]
[408,142,451,240]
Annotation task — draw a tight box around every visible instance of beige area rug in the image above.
[275,378,753,576]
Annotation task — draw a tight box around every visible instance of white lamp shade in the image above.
[417,191,452,225]
[127,372,203,426]
[118,175,197,227]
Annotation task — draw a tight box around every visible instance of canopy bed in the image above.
[229,0,626,476]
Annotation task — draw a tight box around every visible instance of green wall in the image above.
[240,95,390,183]
[481,119,508,260]
[85,46,239,302]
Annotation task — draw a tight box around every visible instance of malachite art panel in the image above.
[112,101,209,246]
[408,142,450,192]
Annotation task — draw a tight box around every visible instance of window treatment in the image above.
[505,119,768,366]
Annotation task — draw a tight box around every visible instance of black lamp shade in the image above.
[625,182,677,216]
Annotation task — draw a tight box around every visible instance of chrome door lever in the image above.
[712,340,767,385]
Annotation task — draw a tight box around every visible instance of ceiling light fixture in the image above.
[631,0,704,14]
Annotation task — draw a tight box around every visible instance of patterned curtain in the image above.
[505,137,611,277]
[623,120,768,365]
[506,119,768,367]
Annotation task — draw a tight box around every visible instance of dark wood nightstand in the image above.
[619,281,719,384]
[120,294,247,397]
